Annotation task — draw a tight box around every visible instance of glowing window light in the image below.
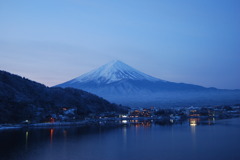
[122,120,128,124]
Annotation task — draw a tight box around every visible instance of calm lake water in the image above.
[1,118,240,160]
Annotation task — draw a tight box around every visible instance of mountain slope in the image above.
[58,60,206,93]
[57,60,240,107]
[0,70,127,123]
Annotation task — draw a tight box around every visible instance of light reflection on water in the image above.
[189,117,216,126]
[25,131,28,150]
[50,128,54,145]
[1,118,240,160]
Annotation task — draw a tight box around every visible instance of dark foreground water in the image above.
[1,118,240,160]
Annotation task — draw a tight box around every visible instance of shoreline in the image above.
[1,116,239,131]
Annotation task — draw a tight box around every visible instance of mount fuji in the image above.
[56,60,240,107]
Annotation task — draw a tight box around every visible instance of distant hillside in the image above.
[0,70,127,123]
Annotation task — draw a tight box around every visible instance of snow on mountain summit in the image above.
[71,60,161,84]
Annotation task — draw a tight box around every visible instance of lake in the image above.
[1,118,240,160]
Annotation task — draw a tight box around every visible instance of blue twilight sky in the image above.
[0,0,240,89]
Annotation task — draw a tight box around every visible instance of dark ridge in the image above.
[0,70,128,123]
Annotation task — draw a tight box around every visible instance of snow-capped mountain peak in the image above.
[71,60,161,84]
[56,60,240,107]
